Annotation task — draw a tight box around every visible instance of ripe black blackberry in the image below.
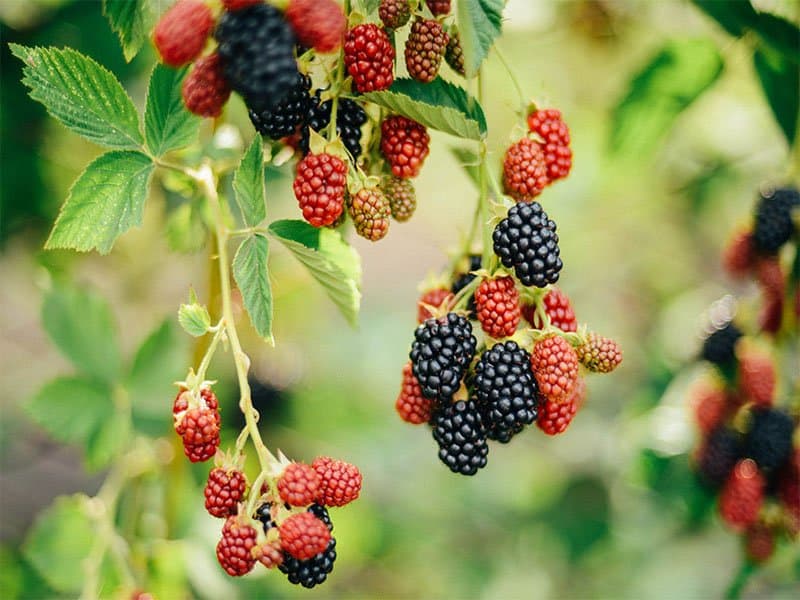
[471,341,539,443]
[700,321,742,367]
[450,254,482,318]
[492,202,563,288]
[248,73,311,139]
[432,399,489,475]
[308,503,333,532]
[697,426,741,488]
[745,409,794,472]
[279,538,337,588]
[410,313,477,401]
[215,4,298,111]
[752,186,799,254]
[254,502,276,533]
[300,96,367,160]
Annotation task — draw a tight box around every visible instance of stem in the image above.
[196,164,277,472]
[725,560,757,599]
[493,45,526,111]
[195,319,226,383]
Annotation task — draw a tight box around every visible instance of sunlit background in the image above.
[1,0,798,598]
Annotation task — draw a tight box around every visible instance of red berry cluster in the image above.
[688,188,799,563]
[173,386,221,462]
[504,108,573,201]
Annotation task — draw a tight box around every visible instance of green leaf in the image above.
[41,285,121,382]
[691,0,757,37]
[178,302,211,337]
[456,0,504,78]
[85,414,131,471]
[10,45,142,150]
[233,138,267,227]
[23,495,117,594]
[754,46,799,148]
[103,0,152,62]
[269,219,361,326]
[449,146,480,187]
[46,151,154,254]
[361,77,487,140]
[233,234,273,342]
[144,64,201,157]
[165,201,208,253]
[126,319,188,432]
[610,39,723,156]
[751,12,800,65]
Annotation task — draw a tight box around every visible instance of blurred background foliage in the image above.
[1,0,799,598]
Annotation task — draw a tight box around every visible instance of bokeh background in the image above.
[1,0,799,598]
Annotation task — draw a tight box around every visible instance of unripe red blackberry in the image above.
[404,18,448,83]
[348,188,391,242]
[493,202,563,288]
[576,333,623,373]
[216,516,258,576]
[312,456,362,507]
[536,394,578,435]
[426,0,451,15]
[379,0,411,29]
[471,341,539,443]
[722,229,755,278]
[527,108,572,181]
[474,276,521,339]
[417,287,453,324]
[154,0,214,67]
[396,362,433,424]
[690,381,728,435]
[410,312,477,401]
[432,399,489,475]
[293,153,347,227]
[719,459,765,531]
[205,467,248,518]
[530,335,579,402]
[253,541,284,569]
[277,462,320,507]
[182,53,232,118]
[380,115,430,178]
[173,387,221,463]
[445,34,465,76]
[523,287,578,332]
[744,522,775,563]
[737,350,775,407]
[382,175,417,222]
[503,138,549,201]
[343,24,395,93]
[285,0,346,54]
[279,512,331,560]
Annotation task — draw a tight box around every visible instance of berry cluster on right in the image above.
[688,184,799,565]
[395,106,623,477]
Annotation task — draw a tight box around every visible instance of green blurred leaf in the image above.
[45,151,154,254]
[233,234,273,343]
[26,377,114,448]
[610,39,723,156]
[691,0,757,37]
[456,0,504,78]
[103,0,152,62]
[362,77,487,140]
[449,146,480,187]
[0,546,23,599]
[148,541,188,600]
[126,319,188,431]
[144,64,201,157]
[10,45,142,150]
[23,495,116,594]
[233,138,267,227]
[42,285,121,381]
[165,202,208,253]
[753,46,798,147]
[751,12,800,65]
[85,413,131,471]
[269,219,361,326]
[178,302,211,337]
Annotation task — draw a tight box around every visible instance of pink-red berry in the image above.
[285,0,346,53]
[293,153,347,227]
[523,287,578,332]
[173,387,221,463]
[344,24,395,93]
[537,394,578,435]
[221,0,261,10]
[277,462,320,507]
[474,276,521,339]
[182,53,231,118]
[690,381,728,435]
[722,229,755,278]
[404,18,448,83]
[718,459,765,531]
[216,516,258,576]
[737,349,775,407]
[396,362,432,424]
[503,138,549,201]
[530,335,579,402]
[205,467,248,518]
[380,115,430,178]
[349,188,391,242]
[312,456,362,507]
[278,512,331,560]
[252,541,283,569]
[744,522,775,563]
[154,0,214,67]
[417,288,453,323]
[527,108,572,181]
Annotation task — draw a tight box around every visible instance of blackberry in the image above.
[700,321,742,367]
[308,503,333,532]
[471,341,539,443]
[697,426,742,488]
[752,186,799,254]
[492,202,563,288]
[432,400,489,475]
[450,254,482,318]
[410,313,477,402]
[215,4,298,111]
[254,502,276,533]
[745,409,794,472]
[248,73,312,139]
[279,538,337,588]
[300,95,368,160]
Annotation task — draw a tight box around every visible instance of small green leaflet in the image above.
[456,0,505,78]
[103,0,153,62]
[233,234,274,343]
[754,47,799,147]
[41,285,121,382]
[46,151,154,254]
[269,220,361,327]
[233,138,267,227]
[362,77,487,140]
[144,65,201,157]
[610,39,723,157]
[10,45,143,150]
[178,302,211,337]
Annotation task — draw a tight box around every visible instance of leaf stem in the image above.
[493,45,527,111]
[194,318,226,383]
